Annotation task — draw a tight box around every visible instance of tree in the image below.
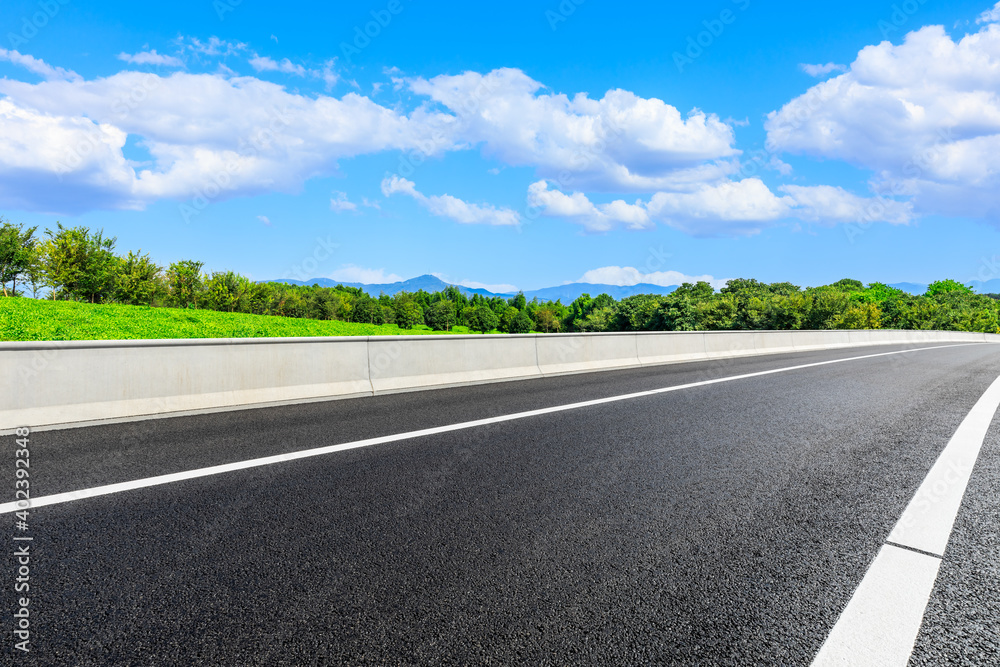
[0,219,37,297]
[206,271,252,313]
[40,223,118,302]
[464,305,499,333]
[115,250,164,306]
[926,279,974,297]
[166,260,205,308]
[510,308,534,333]
[533,306,561,333]
[425,300,456,331]
[352,295,384,324]
[396,301,425,329]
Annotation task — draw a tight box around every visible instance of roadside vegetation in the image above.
[2,218,999,341]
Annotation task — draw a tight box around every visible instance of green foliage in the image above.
[395,301,425,329]
[166,260,205,308]
[0,219,38,297]
[115,251,164,306]
[425,300,456,331]
[6,219,999,339]
[0,298,437,342]
[41,223,118,303]
[464,304,499,333]
[926,279,974,297]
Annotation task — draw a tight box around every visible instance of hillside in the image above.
[0,298,465,342]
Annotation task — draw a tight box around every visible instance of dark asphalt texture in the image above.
[3,343,1000,665]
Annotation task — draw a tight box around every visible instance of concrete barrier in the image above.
[536,333,641,375]
[753,331,799,355]
[703,331,757,358]
[3,337,371,429]
[3,329,997,430]
[368,335,539,394]
[637,332,708,365]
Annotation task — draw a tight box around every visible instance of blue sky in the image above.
[3,0,1000,292]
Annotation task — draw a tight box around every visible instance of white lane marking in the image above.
[812,372,1000,666]
[887,373,1000,555]
[0,343,979,515]
[811,545,943,666]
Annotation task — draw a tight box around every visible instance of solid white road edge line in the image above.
[0,343,978,515]
[811,372,1000,667]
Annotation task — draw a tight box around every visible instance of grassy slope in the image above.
[0,298,478,341]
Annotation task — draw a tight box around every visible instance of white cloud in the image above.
[528,178,908,236]
[407,68,740,192]
[0,69,453,212]
[977,2,1000,23]
[257,215,271,225]
[780,185,913,224]
[0,49,79,81]
[330,191,357,212]
[799,62,847,77]
[249,55,306,76]
[767,21,1000,220]
[328,266,404,284]
[118,50,184,68]
[527,180,651,231]
[577,266,729,290]
[381,176,520,226]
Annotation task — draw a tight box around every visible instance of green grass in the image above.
[0,298,470,341]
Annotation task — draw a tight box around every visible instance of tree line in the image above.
[2,219,999,334]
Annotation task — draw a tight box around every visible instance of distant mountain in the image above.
[265,274,678,302]
[267,275,997,301]
[271,275,502,298]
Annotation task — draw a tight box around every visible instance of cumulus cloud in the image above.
[799,62,847,77]
[407,68,740,192]
[0,69,453,212]
[118,50,184,68]
[527,178,908,236]
[382,176,520,226]
[330,191,357,212]
[328,265,403,284]
[767,21,1000,220]
[527,180,651,231]
[257,215,271,225]
[577,266,729,290]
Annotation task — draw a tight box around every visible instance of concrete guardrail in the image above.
[3,330,997,429]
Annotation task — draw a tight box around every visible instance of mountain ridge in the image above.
[265,275,1000,302]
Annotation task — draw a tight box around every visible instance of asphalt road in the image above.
[4,343,1000,665]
